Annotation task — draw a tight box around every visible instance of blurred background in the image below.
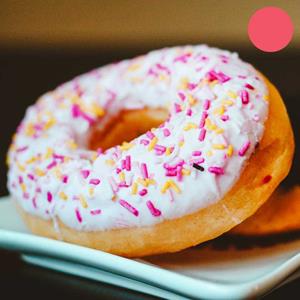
[0,0,299,196]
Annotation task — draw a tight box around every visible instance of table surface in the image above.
[0,46,299,299]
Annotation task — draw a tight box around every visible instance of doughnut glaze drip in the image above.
[7,45,269,230]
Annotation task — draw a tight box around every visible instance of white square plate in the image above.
[0,195,300,299]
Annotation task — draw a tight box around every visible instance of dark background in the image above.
[0,1,299,299]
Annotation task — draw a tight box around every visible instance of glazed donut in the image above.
[229,186,300,236]
[7,45,294,257]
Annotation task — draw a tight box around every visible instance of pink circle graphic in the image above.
[248,7,294,52]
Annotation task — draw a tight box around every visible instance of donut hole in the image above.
[89,108,169,151]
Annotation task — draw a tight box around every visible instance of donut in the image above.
[229,186,300,236]
[7,45,294,257]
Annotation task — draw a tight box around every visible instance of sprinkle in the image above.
[262,175,272,184]
[208,166,224,175]
[169,180,181,193]
[206,150,213,157]
[240,90,249,104]
[263,95,269,101]
[46,161,57,170]
[193,163,205,172]
[174,103,182,113]
[139,189,148,196]
[146,131,155,140]
[215,128,224,134]
[20,183,26,193]
[47,192,53,202]
[67,140,78,150]
[161,180,181,194]
[59,191,68,200]
[178,140,185,147]
[16,146,28,153]
[198,128,206,141]
[205,118,217,131]
[199,111,208,128]
[203,99,211,110]
[119,199,139,216]
[148,137,158,151]
[79,195,88,208]
[227,145,234,157]
[17,162,26,172]
[213,144,226,150]
[120,142,133,151]
[184,122,197,131]
[187,94,197,106]
[75,208,82,223]
[89,187,94,196]
[165,147,172,156]
[140,139,150,146]
[27,173,35,181]
[81,170,90,179]
[222,100,234,106]
[186,108,192,116]
[125,155,131,171]
[131,182,138,194]
[166,169,177,176]
[35,168,45,177]
[238,141,250,157]
[178,91,186,101]
[89,178,101,185]
[163,128,171,137]
[90,209,101,216]
[192,151,202,156]
[221,115,229,121]
[245,83,255,90]
[105,159,115,166]
[227,90,237,99]
[213,106,225,116]
[146,201,161,217]
[182,168,191,176]
[141,163,149,179]
[119,172,125,182]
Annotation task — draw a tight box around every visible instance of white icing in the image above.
[7,45,268,231]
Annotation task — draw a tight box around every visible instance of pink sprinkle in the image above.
[140,139,150,145]
[174,103,182,113]
[32,197,37,209]
[186,108,192,116]
[90,209,101,216]
[18,176,23,184]
[81,170,90,179]
[53,153,65,161]
[174,53,191,63]
[156,63,171,74]
[163,128,171,137]
[245,83,254,90]
[146,201,161,217]
[240,90,249,104]
[178,92,186,101]
[217,71,231,83]
[198,128,206,141]
[187,82,197,90]
[262,175,272,184]
[177,165,183,181]
[199,111,208,128]
[238,141,250,157]
[206,70,231,83]
[125,155,131,171]
[146,131,155,140]
[62,175,69,183]
[116,168,122,174]
[208,166,224,175]
[139,189,148,196]
[203,99,211,110]
[119,182,129,187]
[46,161,57,170]
[23,192,30,199]
[16,146,28,153]
[89,178,101,185]
[47,192,53,203]
[121,159,126,170]
[154,144,166,154]
[27,174,35,181]
[119,199,139,216]
[75,208,82,223]
[141,163,149,179]
[166,169,177,176]
[192,151,202,156]
[194,157,205,164]
[72,104,81,118]
[221,115,229,121]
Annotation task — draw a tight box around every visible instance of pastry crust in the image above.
[229,186,300,236]
[15,77,294,257]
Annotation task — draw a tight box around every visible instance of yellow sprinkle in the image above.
[44,117,56,130]
[213,144,226,150]
[26,157,36,164]
[44,147,54,159]
[119,172,125,182]
[131,182,138,195]
[179,140,185,147]
[25,123,35,136]
[89,187,95,197]
[127,63,140,72]
[137,178,148,187]
[182,169,191,176]
[105,159,115,166]
[169,180,181,194]
[120,142,133,151]
[79,195,88,208]
[90,103,105,117]
[178,77,189,90]
[92,153,98,161]
[222,99,234,106]
[130,77,142,83]
[209,80,218,88]
[183,122,197,131]
[159,74,167,81]
[35,168,45,177]
[205,118,217,131]
[146,178,156,186]
[213,106,225,116]
[17,162,25,172]
[59,191,68,201]
[206,150,213,157]
[227,90,237,99]
[148,137,158,151]
[227,145,234,157]
[263,94,269,101]
[68,140,78,150]
[20,183,26,193]
[187,94,197,106]
[54,167,62,179]
[215,128,224,134]
[165,147,172,156]
[161,181,170,193]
